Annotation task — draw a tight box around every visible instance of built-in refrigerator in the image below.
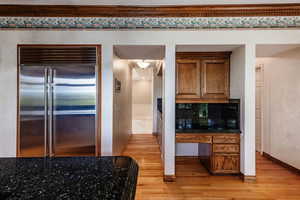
[18,47,97,157]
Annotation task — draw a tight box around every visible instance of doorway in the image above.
[132,65,153,134]
[255,64,264,153]
[112,45,165,155]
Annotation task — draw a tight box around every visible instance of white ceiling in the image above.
[1,0,299,5]
[256,45,300,57]
[114,45,165,60]
[176,45,241,52]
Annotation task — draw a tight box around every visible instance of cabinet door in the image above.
[212,153,240,173]
[176,59,201,99]
[201,59,229,99]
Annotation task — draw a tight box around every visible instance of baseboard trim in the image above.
[263,152,300,175]
[175,156,200,159]
[164,175,176,182]
[240,173,256,183]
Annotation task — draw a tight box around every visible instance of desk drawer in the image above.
[213,144,239,153]
[176,134,212,143]
[212,153,240,174]
[213,135,240,144]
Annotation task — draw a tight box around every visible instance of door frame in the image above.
[255,63,264,154]
[16,44,102,157]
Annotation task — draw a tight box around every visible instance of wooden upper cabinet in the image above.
[176,59,201,99]
[176,52,230,102]
[201,59,229,100]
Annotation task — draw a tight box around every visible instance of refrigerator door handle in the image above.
[52,69,57,157]
[48,68,54,157]
[44,67,49,157]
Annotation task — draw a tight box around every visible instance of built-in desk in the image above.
[176,133,240,174]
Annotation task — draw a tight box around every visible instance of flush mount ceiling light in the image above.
[136,60,151,69]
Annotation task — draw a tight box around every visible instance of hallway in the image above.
[122,134,300,200]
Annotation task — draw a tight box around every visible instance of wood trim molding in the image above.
[263,152,300,175]
[176,52,232,59]
[176,98,229,103]
[240,173,257,183]
[0,4,300,17]
[163,175,176,182]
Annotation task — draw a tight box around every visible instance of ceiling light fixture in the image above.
[137,60,150,69]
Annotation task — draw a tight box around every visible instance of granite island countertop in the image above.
[0,156,138,200]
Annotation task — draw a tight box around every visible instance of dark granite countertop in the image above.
[0,156,138,200]
[176,129,241,134]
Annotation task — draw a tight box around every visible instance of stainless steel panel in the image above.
[48,68,54,157]
[52,65,96,156]
[44,68,49,157]
[19,65,47,157]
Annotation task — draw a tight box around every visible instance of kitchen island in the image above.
[0,156,138,200]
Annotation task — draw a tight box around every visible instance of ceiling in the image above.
[256,45,300,57]
[114,45,165,60]
[0,0,298,5]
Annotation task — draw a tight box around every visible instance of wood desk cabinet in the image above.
[176,133,240,175]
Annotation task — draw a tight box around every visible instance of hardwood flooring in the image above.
[122,134,300,200]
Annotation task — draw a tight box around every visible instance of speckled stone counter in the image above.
[0,156,138,200]
[176,129,241,133]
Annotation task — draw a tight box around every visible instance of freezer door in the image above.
[51,65,96,156]
[19,65,48,157]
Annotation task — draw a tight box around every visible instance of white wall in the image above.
[1,30,300,177]
[132,78,153,134]
[113,57,132,155]
[230,46,247,174]
[257,48,300,169]
[153,67,162,133]
[163,44,176,176]
[176,143,199,156]
[230,44,256,176]
[101,44,114,156]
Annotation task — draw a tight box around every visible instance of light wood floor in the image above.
[122,134,300,200]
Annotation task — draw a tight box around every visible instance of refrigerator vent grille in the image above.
[19,46,97,65]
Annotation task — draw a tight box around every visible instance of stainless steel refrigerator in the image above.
[19,64,96,157]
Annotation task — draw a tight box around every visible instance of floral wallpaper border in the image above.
[0,16,299,29]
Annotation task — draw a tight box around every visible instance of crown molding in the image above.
[0,4,300,17]
[0,16,299,29]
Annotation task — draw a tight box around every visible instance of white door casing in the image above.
[255,64,264,153]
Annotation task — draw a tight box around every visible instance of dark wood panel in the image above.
[176,59,201,99]
[176,52,231,60]
[213,135,240,144]
[0,4,300,17]
[213,144,240,153]
[201,59,230,99]
[19,46,97,64]
[176,52,230,103]
[176,134,212,143]
[212,153,240,174]
[176,98,229,103]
